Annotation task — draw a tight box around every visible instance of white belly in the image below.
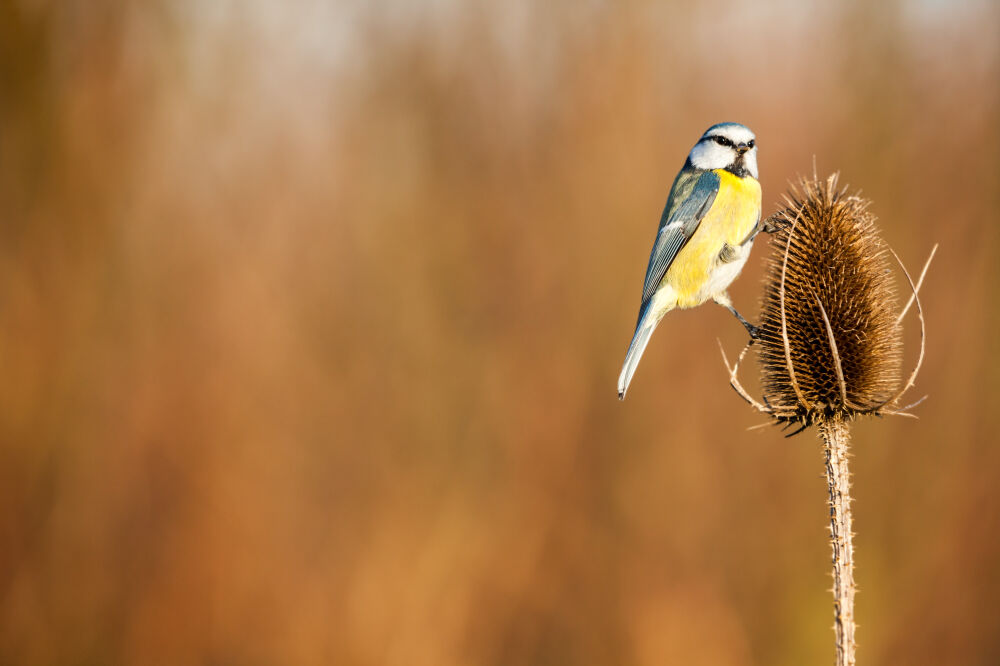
[695,240,754,303]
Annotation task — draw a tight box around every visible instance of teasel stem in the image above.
[820,416,856,666]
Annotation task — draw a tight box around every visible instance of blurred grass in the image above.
[1,1,998,664]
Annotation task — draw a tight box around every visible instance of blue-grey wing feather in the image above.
[638,170,720,312]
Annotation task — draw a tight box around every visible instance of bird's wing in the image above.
[638,169,721,310]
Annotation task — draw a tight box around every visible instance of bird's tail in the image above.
[618,303,664,400]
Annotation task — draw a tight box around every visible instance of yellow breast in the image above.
[665,169,761,307]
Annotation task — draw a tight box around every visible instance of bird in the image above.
[618,122,763,400]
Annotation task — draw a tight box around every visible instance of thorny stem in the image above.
[820,416,857,666]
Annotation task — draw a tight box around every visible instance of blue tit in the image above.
[618,122,762,400]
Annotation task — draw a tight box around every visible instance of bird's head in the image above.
[688,122,758,179]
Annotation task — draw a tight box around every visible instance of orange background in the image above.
[1,2,998,664]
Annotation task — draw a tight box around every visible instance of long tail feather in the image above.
[618,307,659,400]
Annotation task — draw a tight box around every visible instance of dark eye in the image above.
[747,140,755,149]
[713,136,732,147]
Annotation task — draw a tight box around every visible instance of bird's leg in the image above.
[738,215,788,247]
[728,305,761,340]
[714,293,761,340]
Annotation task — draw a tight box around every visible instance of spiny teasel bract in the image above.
[756,173,903,426]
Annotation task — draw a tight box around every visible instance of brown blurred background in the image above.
[1,1,998,664]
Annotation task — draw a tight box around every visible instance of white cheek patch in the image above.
[689,141,734,171]
[744,149,759,179]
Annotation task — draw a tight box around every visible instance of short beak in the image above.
[736,143,750,155]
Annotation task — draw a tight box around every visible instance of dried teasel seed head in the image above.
[757,173,903,425]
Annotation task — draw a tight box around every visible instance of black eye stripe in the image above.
[707,135,756,149]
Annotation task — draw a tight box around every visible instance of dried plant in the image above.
[720,173,937,666]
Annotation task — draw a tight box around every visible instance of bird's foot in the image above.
[760,215,790,235]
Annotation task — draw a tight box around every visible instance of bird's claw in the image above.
[760,215,791,235]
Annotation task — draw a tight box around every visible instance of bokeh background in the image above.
[1,1,998,664]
